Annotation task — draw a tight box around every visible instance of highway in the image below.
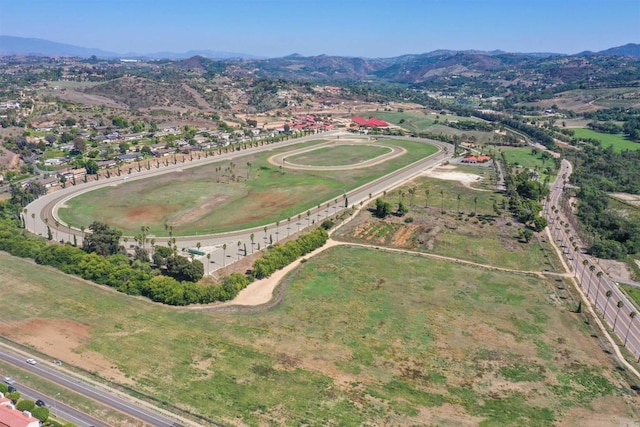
[26,131,452,273]
[543,159,640,362]
[0,347,190,427]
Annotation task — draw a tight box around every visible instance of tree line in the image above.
[0,198,328,305]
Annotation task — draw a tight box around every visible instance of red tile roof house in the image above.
[460,155,491,164]
[0,395,40,427]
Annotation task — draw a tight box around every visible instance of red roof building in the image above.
[351,116,389,127]
[0,400,41,427]
[461,155,491,164]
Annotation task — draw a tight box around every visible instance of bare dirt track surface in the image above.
[0,318,132,385]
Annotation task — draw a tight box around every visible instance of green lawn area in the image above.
[499,146,558,181]
[0,248,636,425]
[573,128,640,152]
[58,138,438,236]
[286,144,391,167]
[360,110,482,133]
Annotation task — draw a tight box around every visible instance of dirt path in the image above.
[207,238,549,310]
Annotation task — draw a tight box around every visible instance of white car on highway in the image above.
[3,376,15,384]
[25,358,37,365]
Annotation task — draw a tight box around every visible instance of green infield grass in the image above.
[58,138,437,236]
[285,144,392,167]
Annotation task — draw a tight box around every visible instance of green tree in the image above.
[82,221,122,256]
[31,407,50,423]
[16,399,35,411]
[84,159,99,175]
[374,198,391,218]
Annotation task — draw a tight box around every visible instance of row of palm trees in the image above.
[550,205,639,355]
[580,257,637,348]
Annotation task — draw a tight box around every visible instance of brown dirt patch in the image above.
[391,224,418,246]
[169,194,229,226]
[598,258,633,281]
[124,204,177,225]
[558,395,640,427]
[0,318,131,384]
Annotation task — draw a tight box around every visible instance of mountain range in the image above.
[1,35,639,60]
[0,35,260,60]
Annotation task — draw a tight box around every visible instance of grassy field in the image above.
[499,146,558,181]
[0,249,637,426]
[286,144,391,167]
[573,128,640,152]
[58,138,438,236]
[361,110,482,133]
[335,175,561,272]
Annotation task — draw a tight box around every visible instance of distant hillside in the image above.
[578,43,640,58]
[0,35,118,58]
[0,35,258,59]
[84,76,207,110]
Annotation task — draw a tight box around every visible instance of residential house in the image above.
[116,153,143,163]
[0,395,40,427]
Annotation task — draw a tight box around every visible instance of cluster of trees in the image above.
[253,228,328,279]
[0,198,328,305]
[584,107,640,140]
[572,145,640,259]
[502,153,549,234]
[445,119,494,132]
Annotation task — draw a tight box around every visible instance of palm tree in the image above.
[31,213,35,230]
[263,226,268,242]
[424,189,430,208]
[276,221,280,237]
[250,233,255,253]
[206,253,211,274]
[54,220,60,241]
[624,312,636,347]
[457,194,461,213]
[237,241,241,260]
[587,269,600,299]
[581,259,589,286]
[603,290,613,320]
[588,264,596,294]
[473,196,478,215]
[440,189,445,213]
[222,244,227,267]
[612,300,624,331]
[287,217,291,237]
[408,187,416,207]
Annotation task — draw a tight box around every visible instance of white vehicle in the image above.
[3,376,15,384]
[26,358,37,365]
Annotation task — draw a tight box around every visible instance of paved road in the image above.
[26,131,452,273]
[0,347,189,427]
[5,379,108,427]
[543,159,640,361]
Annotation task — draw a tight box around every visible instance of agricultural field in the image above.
[334,172,561,273]
[573,128,640,152]
[519,87,640,112]
[58,138,438,236]
[0,247,638,426]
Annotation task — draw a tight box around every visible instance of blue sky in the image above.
[1,0,638,57]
